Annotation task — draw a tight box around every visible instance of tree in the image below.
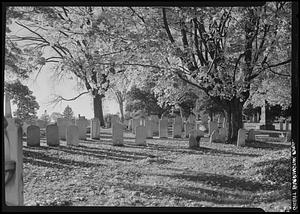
[62,105,74,120]
[5,7,139,126]
[126,85,169,118]
[4,80,40,124]
[133,3,291,142]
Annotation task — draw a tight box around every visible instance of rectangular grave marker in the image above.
[159,118,168,138]
[135,125,147,146]
[46,124,59,146]
[91,118,101,139]
[112,122,124,146]
[66,125,80,146]
[27,125,40,147]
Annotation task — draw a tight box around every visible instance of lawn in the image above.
[22,128,291,211]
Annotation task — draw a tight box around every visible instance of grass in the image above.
[22,128,291,211]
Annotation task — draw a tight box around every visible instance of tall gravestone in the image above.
[173,117,182,138]
[57,118,72,140]
[248,129,256,142]
[135,125,147,146]
[4,95,24,205]
[27,125,40,147]
[76,117,89,140]
[145,119,153,139]
[112,122,124,146]
[218,127,227,143]
[159,118,168,138]
[91,118,101,139]
[189,132,198,149]
[128,119,133,131]
[66,125,80,146]
[150,115,159,136]
[237,128,247,147]
[46,124,59,146]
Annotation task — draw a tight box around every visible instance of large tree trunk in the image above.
[225,98,244,143]
[93,92,105,126]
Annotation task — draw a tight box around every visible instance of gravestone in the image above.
[91,118,101,139]
[208,121,218,136]
[111,115,120,126]
[57,118,72,140]
[27,125,40,147]
[150,115,159,136]
[247,129,256,142]
[209,129,219,143]
[173,117,182,138]
[4,116,24,206]
[75,117,89,140]
[66,125,80,146]
[159,118,168,138]
[189,132,199,149]
[237,128,247,147]
[112,122,124,146]
[218,127,227,143]
[145,119,153,139]
[135,125,147,146]
[46,124,59,146]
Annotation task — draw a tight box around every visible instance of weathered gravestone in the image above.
[66,125,80,146]
[135,125,147,146]
[91,118,101,139]
[145,119,153,139]
[237,128,247,147]
[27,125,40,147]
[75,117,89,140]
[57,118,72,140]
[209,129,219,143]
[208,121,218,136]
[159,118,168,138]
[247,129,256,142]
[279,121,284,131]
[4,116,24,206]
[173,117,182,138]
[150,115,159,136]
[218,127,227,143]
[112,122,124,146]
[111,115,120,126]
[189,132,198,149]
[46,124,59,146]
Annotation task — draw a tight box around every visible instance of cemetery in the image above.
[3,3,295,212]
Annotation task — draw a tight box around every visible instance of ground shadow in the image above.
[124,142,261,158]
[245,141,290,150]
[23,149,104,169]
[153,172,279,192]
[115,181,255,205]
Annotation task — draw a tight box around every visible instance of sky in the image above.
[8,65,120,120]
